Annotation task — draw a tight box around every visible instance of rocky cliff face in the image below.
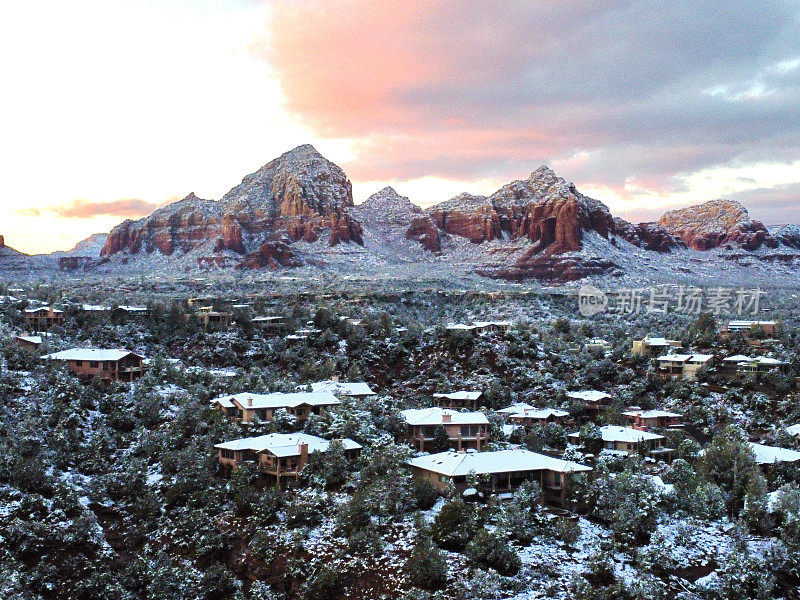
[658,199,777,250]
[770,225,800,249]
[101,145,363,264]
[423,166,676,258]
[0,235,4,248]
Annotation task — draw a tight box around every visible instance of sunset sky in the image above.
[2,0,799,254]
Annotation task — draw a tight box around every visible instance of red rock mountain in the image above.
[101,145,363,266]
[658,199,777,250]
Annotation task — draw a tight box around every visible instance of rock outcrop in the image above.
[771,225,800,249]
[0,235,4,248]
[101,145,363,265]
[426,167,621,255]
[612,218,684,252]
[658,199,777,250]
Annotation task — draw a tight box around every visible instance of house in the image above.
[407,448,591,507]
[13,333,53,350]
[41,348,146,382]
[432,390,483,410]
[584,338,612,354]
[195,307,232,329]
[568,425,673,460]
[566,390,612,411]
[23,307,64,331]
[251,316,285,336]
[721,355,790,376]
[632,335,683,357]
[786,424,800,437]
[497,403,572,427]
[401,407,490,452]
[720,320,777,339]
[471,321,512,334]
[210,391,341,423]
[115,305,148,319]
[749,442,800,466]
[656,353,713,380]
[215,432,362,485]
[622,410,683,431]
[308,380,377,398]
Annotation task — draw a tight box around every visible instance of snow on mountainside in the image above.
[659,199,776,250]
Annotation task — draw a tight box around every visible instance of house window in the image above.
[461,425,480,437]
[75,360,83,366]
[90,361,99,368]
[220,449,235,460]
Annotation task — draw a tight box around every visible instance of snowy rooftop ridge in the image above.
[210,391,341,410]
[400,407,489,426]
[215,432,361,457]
[408,448,591,477]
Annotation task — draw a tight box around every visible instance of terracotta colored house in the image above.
[407,449,591,507]
[401,407,490,452]
[24,307,64,331]
[251,316,285,336]
[13,333,52,350]
[41,348,146,382]
[622,409,683,431]
[432,391,482,410]
[195,308,232,329]
[497,403,572,427]
[215,433,362,485]
[210,391,341,423]
[568,425,673,460]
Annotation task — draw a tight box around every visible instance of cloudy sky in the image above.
[2,0,799,253]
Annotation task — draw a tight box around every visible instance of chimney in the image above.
[247,397,253,407]
[298,443,309,467]
[332,375,340,382]
[442,413,452,423]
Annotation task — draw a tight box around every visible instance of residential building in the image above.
[749,442,800,466]
[432,390,483,410]
[632,335,683,357]
[720,320,777,339]
[407,449,591,506]
[13,333,52,350]
[656,353,713,380]
[401,407,490,452]
[251,316,285,336]
[584,338,613,354]
[195,307,232,329]
[445,320,511,335]
[568,425,673,460]
[41,348,146,382]
[215,432,361,485]
[210,391,341,423]
[622,410,683,431]
[497,403,572,427]
[566,390,612,411]
[308,380,377,398]
[24,307,64,331]
[721,355,790,376]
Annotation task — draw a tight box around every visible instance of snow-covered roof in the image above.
[643,336,679,346]
[118,305,147,312]
[252,316,284,322]
[41,348,144,362]
[309,380,377,396]
[82,304,111,311]
[688,354,714,363]
[445,323,478,331]
[623,409,682,419]
[785,424,800,436]
[566,390,611,403]
[401,407,489,426]
[749,442,800,465]
[408,449,591,477]
[24,306,63,314]
[14,335,45,345]
[215,433,361,457]
[210,391,341,410]
[433,390,483,401]
[472,320,512,328]
[657,354,691,363]
[723,355,788,366]
[586,338,611,345]
[498,404,569,420]
[728,320,776,328]
[569,425,664,443]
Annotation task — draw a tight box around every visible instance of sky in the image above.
[1,0,799,254]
